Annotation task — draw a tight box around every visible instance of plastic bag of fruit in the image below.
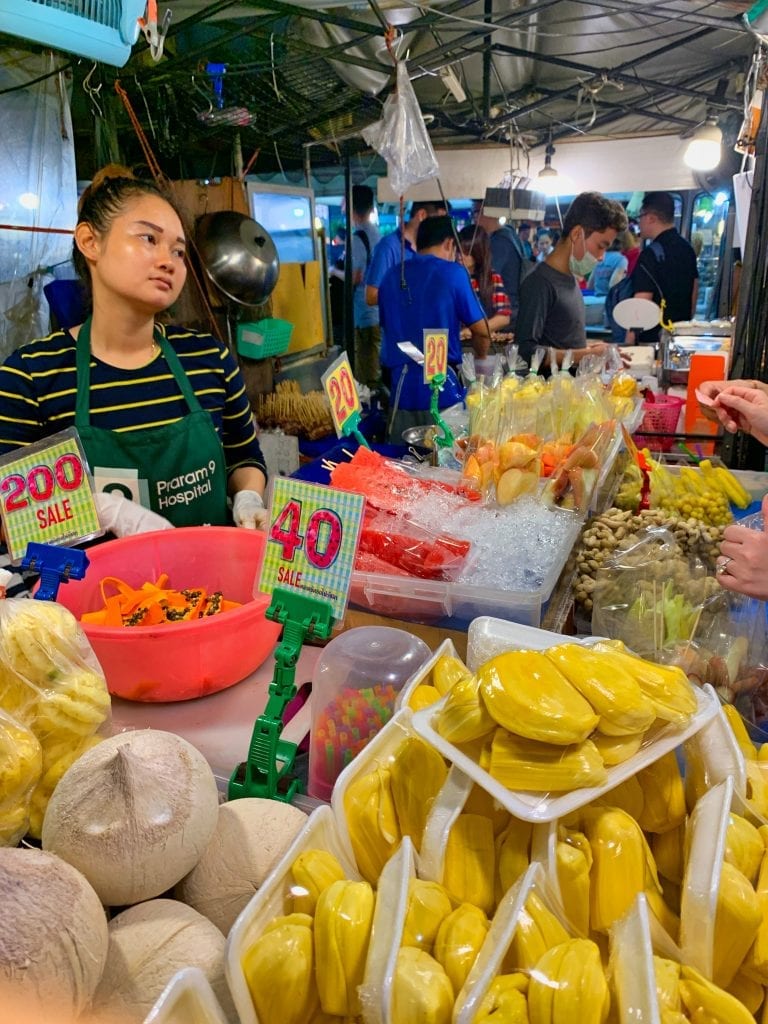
[0,591,111,838]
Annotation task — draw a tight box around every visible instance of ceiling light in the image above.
[536,142,561,196]
[684,118,723,171]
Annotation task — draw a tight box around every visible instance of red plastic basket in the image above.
[633,394,686,452]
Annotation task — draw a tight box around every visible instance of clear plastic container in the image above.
[308,626,431,801]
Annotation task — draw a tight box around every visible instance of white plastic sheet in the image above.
[362,61,439,197]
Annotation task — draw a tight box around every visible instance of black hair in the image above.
[457,225,493,313]
[416,215,454,251]
[409,200,450,219]
[73,164,184,287]
[562,191,628,239]
[352,184,375,217]
[640,191,675,223]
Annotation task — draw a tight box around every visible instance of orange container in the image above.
[54,527,282,703]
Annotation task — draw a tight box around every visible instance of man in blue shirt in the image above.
[364,199,448,310]
[378,216,489,442]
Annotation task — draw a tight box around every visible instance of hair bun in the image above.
[90,163,136,190]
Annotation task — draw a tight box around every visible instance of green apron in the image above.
[74,318,229,527]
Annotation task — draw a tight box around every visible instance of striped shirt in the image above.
[471,272,512,320]
[0,324,267,478]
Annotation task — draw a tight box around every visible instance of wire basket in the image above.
[236,319,293,360]
[633,394,686,453]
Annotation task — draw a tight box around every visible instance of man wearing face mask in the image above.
[515,192,628,370]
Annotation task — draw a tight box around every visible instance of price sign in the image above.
[321,354,361,437]
[258,477,365,622]
[0,427,102,562]
[423,329,448,384]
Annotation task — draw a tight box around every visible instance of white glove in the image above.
[232,489,268,530]
[95,491,175,538]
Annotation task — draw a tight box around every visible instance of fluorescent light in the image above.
[684,119,722,171]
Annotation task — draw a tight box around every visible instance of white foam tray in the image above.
[143,968,229,1024]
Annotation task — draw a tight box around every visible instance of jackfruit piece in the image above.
[464,783,511,836]
[496,817,533,900]
[473,973,529,1023]
[342,766,401,885]
[433,902,490,995]
[409,683,442,711]
[592,730,645,766]
[262,912,314,933]
[555,839,591,935]
[242,918,319,1024]
[583,806,661,934]
[740,891,768,985]
[594,774,644,820]
[390,736,448,852]
[725,970,764,1014]
[488,730,607,793]
[478,651,599,746]
[391,946,454,1024]
[722,704,759,760]
[433,653,471,696]
[645,887,680,945]
[654,956,682,1012]
[401,879,453,953]
[443,813,495,914]
[504,891,570,973]
[526,938,610,1024]
[546,643,656,736]
[725,813,764,887]
[712,861,762,989]
[635,752,687,835]
[679,965,756,1024]
[314,879,375,1017]
[289,849,346,915]
[436,673,496,745]
[653,824,686,886]
[745,761,768,818]
[590,642,697,726]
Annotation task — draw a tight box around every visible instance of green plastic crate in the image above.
[236,318,293,359]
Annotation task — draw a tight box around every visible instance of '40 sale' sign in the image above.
[0,428,101,562]
[258,477,365,622]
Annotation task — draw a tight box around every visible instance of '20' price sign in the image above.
[0,427,101,562]
[423,329,448,384]
[259,477,365,622]
[321,353,361,437]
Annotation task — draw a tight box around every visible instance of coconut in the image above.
[92,898,236,1023]
[176,797,308,933]
[42,729,219,907]
[0,847,108,1016]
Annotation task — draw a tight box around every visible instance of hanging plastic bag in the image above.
[362,61,439,196]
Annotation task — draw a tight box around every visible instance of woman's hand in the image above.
[716,495,768,599]
[232,490,268,530]
[698,378,768,424]
[713,385,768,445]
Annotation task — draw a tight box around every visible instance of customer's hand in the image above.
[717,494,768,599]
[714,385,768,445]
[232,490,268,530]
[95,491,174,537]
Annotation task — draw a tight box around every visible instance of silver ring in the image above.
[716,556,733,576]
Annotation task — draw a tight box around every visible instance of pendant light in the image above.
[684,117,723,171]
[536,139,561,196]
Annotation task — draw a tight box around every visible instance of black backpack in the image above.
[604,240,664,343]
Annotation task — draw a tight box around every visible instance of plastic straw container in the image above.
[308,626,431,801]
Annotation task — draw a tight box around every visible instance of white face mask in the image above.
[568,233,598,277]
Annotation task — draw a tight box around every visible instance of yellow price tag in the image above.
[321,354,361,437]
[423,329,448,384]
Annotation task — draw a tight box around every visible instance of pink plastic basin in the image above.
[54,527,282,703]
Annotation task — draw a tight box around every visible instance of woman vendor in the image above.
[0,166,268,532]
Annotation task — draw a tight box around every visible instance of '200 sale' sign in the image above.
[0,428,101,561]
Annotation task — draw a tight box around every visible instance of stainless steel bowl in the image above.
[195,211,280,306]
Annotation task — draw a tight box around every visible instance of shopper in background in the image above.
[474,206,530,329]
[518,221,535,260]
[0,164,268,532]
[515,191,628,369]
[704,383,768,599]
[536,232,553,262]
[621,227,642,275]
[628,190,699,344]
[330,184,381,385]
[587,236,628,296]
[378,215,489,442]
[457,225,512,333]
[365,199,448,310]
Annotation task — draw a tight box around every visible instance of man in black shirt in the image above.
[632,191,699,344]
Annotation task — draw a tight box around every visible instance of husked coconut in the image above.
[176,797,307,933]
[42,729,219,907]
[0,847,108,1016]
[92,898,236,1023]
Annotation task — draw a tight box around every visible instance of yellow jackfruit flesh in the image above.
[477,650,599,745]
[242,919,319,1024]
[289,849,346,914]
[342,766,401,885]
[712,861,762,989]
[433,653,471,696]
[592,730,645,765]
[526,938,610,1024]
[505,891,570,972]
[433,902,490,996]
[679,965,756,1024]
[409,684,442,711]
[654,956,681,1012]
[391,946,454,1024]
[652,824,686,886]
[555,839,591,935]
[473,973,529,1023]
[496,817,533,899]
[635,752,687,834]
[489,730,607,793]
[724,813,764,886]
[401,879,453,952]
[546,643,656,736]
[590,642,696,726]
[389,736,448,852]
[314,879,375,1017]
[442,813,495,914]
[436,673,496,745]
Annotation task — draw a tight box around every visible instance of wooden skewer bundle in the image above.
[256,380,334,439]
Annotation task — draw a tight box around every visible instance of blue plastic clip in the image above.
[206,62,228,109]
[21,543,89,603]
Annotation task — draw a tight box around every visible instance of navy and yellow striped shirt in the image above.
[0,325,267,478]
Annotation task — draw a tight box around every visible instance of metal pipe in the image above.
[482,0,493,121]
[343,152,355,371]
